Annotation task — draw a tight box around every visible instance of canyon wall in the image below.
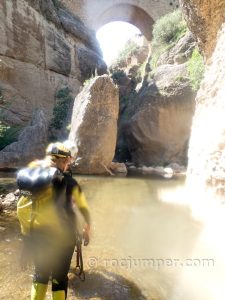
[180,0,225,59]
[0,0,106,127]
[180,0,225,196]
[0,0,106,168]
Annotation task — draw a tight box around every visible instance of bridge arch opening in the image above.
[96,21,142,65]
[95,4,154,41]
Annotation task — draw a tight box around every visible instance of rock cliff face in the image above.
[0,0,106,127]
[179,1,225,195]
[187,25,225,195]
[0,0,107,168]
[180,0,225,59]
[0,110,48,168]
[69,75,119,174]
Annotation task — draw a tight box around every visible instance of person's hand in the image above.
[83,225,90,246]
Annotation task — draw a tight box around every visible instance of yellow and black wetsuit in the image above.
[17,162,90,300]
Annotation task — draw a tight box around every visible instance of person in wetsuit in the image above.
[17,141,91,300]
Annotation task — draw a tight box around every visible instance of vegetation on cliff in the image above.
[49,87,73,134]
[187,49,205,91]
[151,9,205,91]
[0,92,22,151]
[0,123,21,151]
[151,9,187,68]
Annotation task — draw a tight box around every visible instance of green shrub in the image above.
[175,75,186,82]
[111,70,126,84]
[188,49,205,91]
[0,90,22,149]
[151,9,187,68]
[0,123,22,150]
[152,9,187,46]
[49,87,73,130]
[52,0,62,9]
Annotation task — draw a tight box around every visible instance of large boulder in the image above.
[69,75,119,174]
[0,110,48,168]
[125,63,196,166]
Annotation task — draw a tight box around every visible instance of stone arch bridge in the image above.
[62,0,179,40]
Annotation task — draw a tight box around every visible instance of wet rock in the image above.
[168,162,186,173]
[69,75,119,174]
[109,162,127,175]
[128,164,185,178]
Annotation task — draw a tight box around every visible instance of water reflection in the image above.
[78,176,202,299]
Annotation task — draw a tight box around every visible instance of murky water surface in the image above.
[0,174,225,299]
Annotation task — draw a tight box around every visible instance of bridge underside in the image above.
[95,4,154,41]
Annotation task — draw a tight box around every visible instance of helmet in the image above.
[46,142,71,158]
[46,140,78,158]
[63,140,78,157]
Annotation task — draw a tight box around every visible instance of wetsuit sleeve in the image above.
[72,185,91,225]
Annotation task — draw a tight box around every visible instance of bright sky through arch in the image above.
[96,21,141,66]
